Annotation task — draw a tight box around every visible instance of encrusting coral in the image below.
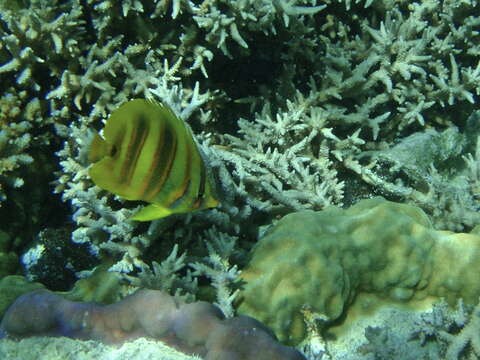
[0,289,305,360]
[238,198,480,345]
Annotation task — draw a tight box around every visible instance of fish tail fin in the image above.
[88,132,112,163]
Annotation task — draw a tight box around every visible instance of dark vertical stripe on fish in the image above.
[123,115,149,187]
[142,125,177,201]
[110,123,130,181]
[169,179,192,209]
[193,159,207,209]
[168,136,193,207]
[116,120,137,183]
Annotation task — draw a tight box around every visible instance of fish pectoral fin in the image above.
[130,204,173,221]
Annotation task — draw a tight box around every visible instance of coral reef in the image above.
[0,289,305,360]
[238,198,480,345]
[1,0,480,358]
[1,0,478,281]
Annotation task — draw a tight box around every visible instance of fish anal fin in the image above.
[130,204,173,221]
[204,197,219,209]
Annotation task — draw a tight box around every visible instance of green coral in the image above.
[0,268,122,320]
[238,198,480,345]
[60,266,123,304]
[0,276,44,318]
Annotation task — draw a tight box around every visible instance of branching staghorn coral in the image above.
[0,1,80,205]
[415,297,480,359]
[216,91,345,214]
[189,0,326,56]
[129,244,198,300]
[212,0,480,229]
[190,227,242,318]
[352,112,480,230]
[309,1,480,138]
[0,107,33,203]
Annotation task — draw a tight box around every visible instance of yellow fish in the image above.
[88,99,219,221]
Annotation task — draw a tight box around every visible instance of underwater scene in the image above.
[1,0,480,359]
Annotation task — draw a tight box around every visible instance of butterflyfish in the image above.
[88,99,219,221]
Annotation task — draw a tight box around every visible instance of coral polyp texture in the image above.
[0,289,305,360]
[238,198,480,345]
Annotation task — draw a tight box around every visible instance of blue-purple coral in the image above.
[0,289,305,360]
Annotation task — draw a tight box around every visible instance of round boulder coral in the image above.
[238,198,480,344]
